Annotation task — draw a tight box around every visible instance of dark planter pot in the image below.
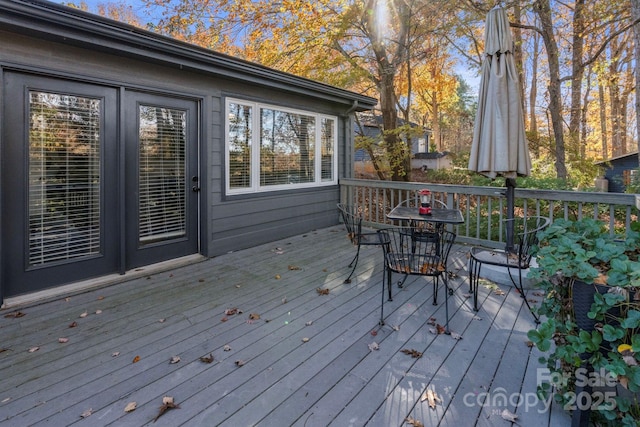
[571,280,614,332]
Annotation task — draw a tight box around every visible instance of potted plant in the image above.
[527,218,640,426]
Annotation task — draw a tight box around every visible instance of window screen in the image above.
[28,91,102,266]
[138,106,187,244]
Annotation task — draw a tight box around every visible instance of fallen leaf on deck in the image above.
[288,265,301,270]
[532,291,545,297]
[200,353,214,363]
[451,333,463,340]
[69,321,78,328]
[493,289,506,296]
[282,297,287,304]
[154,396,179,422]
[223,345,231,351]
[220,317,228,322]
[368,342,379,351]
[472,315,482,321]
[249,313,260,320]
[225,308,239,316]
[28,347,39,353]
[198,278,205,282]
[427,317,436,326]
[124,401,137,412]
[401,349,422,358]
[316,288,330,295]
[95,310,102,315]
[275,274,281,280]
[1,397,10,403]
[421,388,442,409]
[112,351,120,357]
[0,348,10,354]
[80,408,93,418]
[132,355,140,363]
[235,284,241,288]
[169,356,181,364]
[500,409,518,422]
[3,311,25,318]
[405,416,424,427]
[158,318,166,323]
[462,293,472,298]
[392,325,400,331]
[305,321,313,326]
[620,376,630,389]
[97,296,105,300]
[525,341,534,348]
[370,330,378,336]
[58,337,69,343]
[235,360,245,367]
[436,324,446,334]
[302,337,310,343]
[79,311,88,318]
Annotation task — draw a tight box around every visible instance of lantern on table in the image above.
[419,189,432,215]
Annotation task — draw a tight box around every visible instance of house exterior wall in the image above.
[603,156,638,193]
[0,0,375,302]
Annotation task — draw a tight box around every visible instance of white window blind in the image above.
[138,105,187,244]
[28,91,102,266]
[321,117,335,182]
[228,102,252,189]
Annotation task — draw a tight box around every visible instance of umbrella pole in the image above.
[506,178,516,252]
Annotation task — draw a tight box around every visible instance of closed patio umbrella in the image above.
[468,5,531,251]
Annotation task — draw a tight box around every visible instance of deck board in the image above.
[0,225,571,426]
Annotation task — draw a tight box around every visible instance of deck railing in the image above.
[339,178,639,248]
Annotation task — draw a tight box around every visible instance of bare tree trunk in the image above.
[534,0,567,179]
[431,93,441,152]
[530,25,540,157]
[633,0,640,165]
[599,81,609,159]
[580,67,592,159]
[568,0,586,157]
[513,0,526,123]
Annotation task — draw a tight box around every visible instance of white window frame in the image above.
[225,97,338,195]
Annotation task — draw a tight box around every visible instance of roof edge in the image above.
[1,0,377,110]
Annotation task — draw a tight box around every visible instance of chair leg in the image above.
[469,257,480,312]
[507,267,540,324]
[432,276,438,305]
[344,244,361,284]
[380,266,386,325]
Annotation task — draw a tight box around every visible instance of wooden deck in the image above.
[0,225,571,426]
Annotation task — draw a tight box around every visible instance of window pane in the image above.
[228,102,252,189]
[260,108,315,186]
[138,106,186,244]
[28,92,101,265]
[321,117,335,181]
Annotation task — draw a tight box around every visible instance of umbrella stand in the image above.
[505,177,516,252]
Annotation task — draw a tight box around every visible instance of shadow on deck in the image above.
[0,226,570,426]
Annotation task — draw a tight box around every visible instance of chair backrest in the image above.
[377,226,456,276]
[337,203,362,245]
[508,216,551,266]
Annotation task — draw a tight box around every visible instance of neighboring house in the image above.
[354,112,440,167]
[411,152,452,171]
[0,0,376,305]
[595,152,639,193]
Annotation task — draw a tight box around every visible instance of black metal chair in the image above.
[337,203,381,284]
[468,215,551,323]
[377,227,456,329]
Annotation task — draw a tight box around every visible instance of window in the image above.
[28,91,102,266]
[226,98,337,194]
